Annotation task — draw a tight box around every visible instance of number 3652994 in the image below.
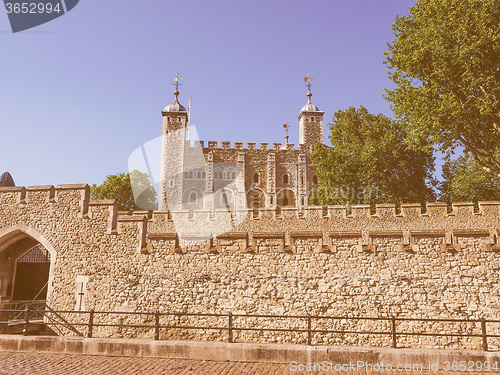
[5,3,62,14]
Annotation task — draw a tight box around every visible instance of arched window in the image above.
[189,191,197,204]
[300,176,304,185]
[313,175,318,185]
[197,171,202,179]
[283,174,289,184]
[270,195,274,205]
[283,195,289,206]
[253,173,259,183]
[301,196,305,205]
[188,171,193,179]
[231,172,236,180]
[221,192,229,205]
[202,171,206,179]
[184,171,189,178]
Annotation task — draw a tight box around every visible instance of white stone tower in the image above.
[298,74,325,150]
[158,74,188,211]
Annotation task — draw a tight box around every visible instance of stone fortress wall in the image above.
[1,184,500,350]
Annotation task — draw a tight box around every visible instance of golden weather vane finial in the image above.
[172,72,183,92]
[304,73,314,92]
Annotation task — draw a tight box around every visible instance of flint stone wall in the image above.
[0,185,500,350]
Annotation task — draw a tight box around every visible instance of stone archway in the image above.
[0,224,57,307]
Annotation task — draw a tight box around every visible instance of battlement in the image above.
[2,185,500,255]
[197,141,306,152]
[2,185,500,221]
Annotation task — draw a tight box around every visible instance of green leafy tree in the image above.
[440,153,500,203]
[91,170,157,211]
[384,0,500,176]
[310,106,436,207]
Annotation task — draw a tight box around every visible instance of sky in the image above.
[0,0,424,187]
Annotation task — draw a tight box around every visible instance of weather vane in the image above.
[172,72,182,91]
[304,73,314,92]
[283,122,290,143]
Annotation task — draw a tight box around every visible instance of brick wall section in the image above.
[1,185,500,350]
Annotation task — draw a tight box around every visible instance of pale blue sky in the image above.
[1,0,423,187]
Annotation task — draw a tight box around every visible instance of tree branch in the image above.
[459,135,500,177]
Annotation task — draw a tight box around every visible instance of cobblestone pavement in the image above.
[0,352,499,375]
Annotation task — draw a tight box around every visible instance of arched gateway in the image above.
[0,224,57,307]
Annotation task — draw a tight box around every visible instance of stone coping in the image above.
[0,335,499,364]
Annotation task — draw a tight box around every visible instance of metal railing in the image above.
[0,307,498,351]
[5,300,47,321]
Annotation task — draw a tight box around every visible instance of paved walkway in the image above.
[1,351,499,374]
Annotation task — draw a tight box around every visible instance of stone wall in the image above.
[1,185,500,350]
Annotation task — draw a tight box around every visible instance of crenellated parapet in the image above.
[1,185,500,256]
[197,141,306,152]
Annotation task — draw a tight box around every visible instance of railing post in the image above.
[481,318,488,351]
[307,314,312,346]
[391,316,397,348]
[228,313,233,343]
[87,309,94,338]
[22,306,30,336]
[154,312,160,340]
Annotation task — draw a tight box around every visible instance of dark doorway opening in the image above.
[12,246,50,301]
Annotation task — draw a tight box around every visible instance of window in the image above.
[202,172,206,179]
[231,172,236,180]
[283,195,289,206]
[169,179,174,187]
[253,173,259,183]
[188,171,193,179]
[300,176,304,185]
[221,192,229,205]
[189,191,197,204]
[313,175,318,185]
[252,193,260,208]
[270,195,274,205]
[301,196,305,205]
[75,275,89,311]
[197,171,202,179]
[283,174,289,184]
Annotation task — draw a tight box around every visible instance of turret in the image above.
[298,74,324,151]
[159,74,188,210]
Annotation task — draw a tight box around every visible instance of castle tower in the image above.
[298,76,324,150]
[158,76,188,211]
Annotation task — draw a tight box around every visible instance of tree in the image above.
[384,0,500,176]
[90,170,157,211]
[440,153,500,203]
[310,106,436,207]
